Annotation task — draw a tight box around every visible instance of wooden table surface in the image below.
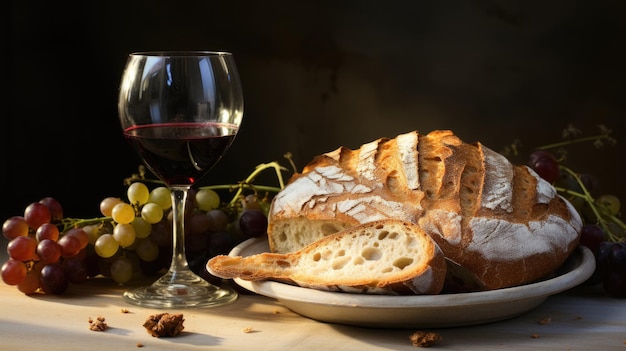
[1,271,625,351]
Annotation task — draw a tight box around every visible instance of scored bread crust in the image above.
[267,130,583,291]
[207,219,447,295]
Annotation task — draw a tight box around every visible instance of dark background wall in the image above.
[6,0,626,221]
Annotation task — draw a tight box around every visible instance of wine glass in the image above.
[117,51,243,308]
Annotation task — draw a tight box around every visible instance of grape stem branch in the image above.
[555,166,625,242]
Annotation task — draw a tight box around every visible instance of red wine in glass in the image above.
[124,122,238,186]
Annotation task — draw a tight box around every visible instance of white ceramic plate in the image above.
[227,238,595,329]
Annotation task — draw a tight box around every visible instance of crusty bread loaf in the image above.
[207,219,447,295]
[267,130,583,291]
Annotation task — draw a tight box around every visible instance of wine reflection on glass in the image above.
[117,51,242,308]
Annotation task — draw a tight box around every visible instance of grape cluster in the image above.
[1,184,270,295]
[528,149,626,298]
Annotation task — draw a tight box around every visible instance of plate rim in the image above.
[228,237,596,309]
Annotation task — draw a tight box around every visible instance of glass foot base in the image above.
[123,269,238,309]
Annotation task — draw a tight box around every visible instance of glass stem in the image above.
[169,186,191,275]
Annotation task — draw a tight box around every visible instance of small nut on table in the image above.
[143,313,185,337]
[409,331,442,347]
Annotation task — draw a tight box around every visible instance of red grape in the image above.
[24,202,51,230]
[528,150,560,183]
[65,227,89,250]
[1,259,27,285]
[17,268,42,294]
[36,223,60,242]
[2,216,29,240]
[39,197,63,222]
[36,239,62,263]
[57,234,81,257]
[7,236,37,261]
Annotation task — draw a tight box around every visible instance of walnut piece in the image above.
[143,313,185,337]
[409,331,442,347]
[88,316,108,331]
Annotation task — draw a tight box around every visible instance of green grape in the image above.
[100,197,122,217]
[111,202,135,224]
[196,189,220,211]
[596,194,621,216]
[135,237,159,262]
[94,234,120,258]
[113,223,136,248]
[82,224,101,245]
[110,256,133,284]
[127,182,150,206]
[149,187,172,210]
[131,217,152,239]
[141,203,164,224]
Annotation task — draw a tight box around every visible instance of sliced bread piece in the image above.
[207,219,447,295]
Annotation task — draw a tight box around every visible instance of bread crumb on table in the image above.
[143,313,185,337]
[538,316,552,325]
[88,316,108,331]
[409,331,442,347]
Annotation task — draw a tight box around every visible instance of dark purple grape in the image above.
[579,225,606,254]
[207,231,235,256]
[40,263,69,294]
[189,211,211,235]
[239,209,268,238]
[150,220,173,247]
[578,173,597,193]
[528,150,560,183]
[607,242,626,272]
[206,209,229,231]
[603,270,626,298]
[188,255,221,285]
[595,242,626,298]
[585,241,614,286]
[83,250,101,278]
[62,256,88,284]
[185,231,209,255]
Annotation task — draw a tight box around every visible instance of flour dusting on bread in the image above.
[267,130,582,291]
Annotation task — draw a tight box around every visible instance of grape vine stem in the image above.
[555,166,625,242]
